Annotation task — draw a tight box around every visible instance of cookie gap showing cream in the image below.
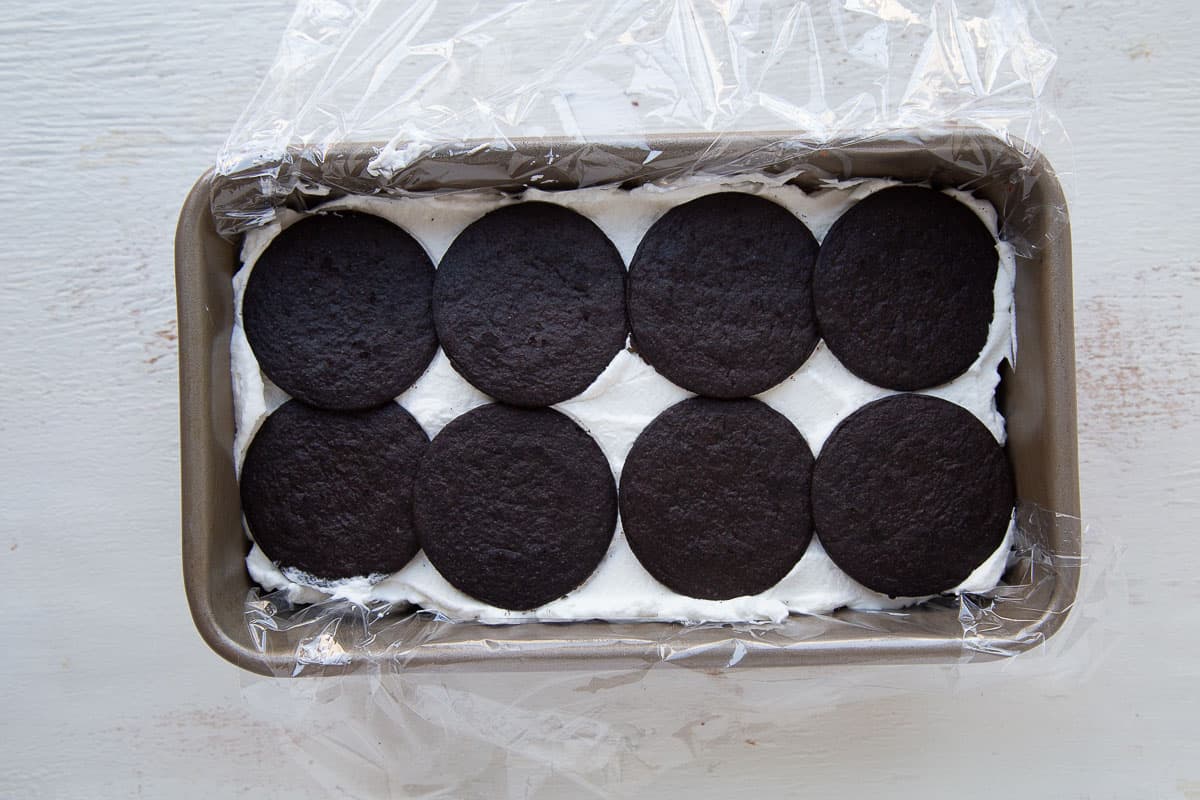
[234,174,1017,623]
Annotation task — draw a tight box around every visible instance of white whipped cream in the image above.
[235,175,1017,623]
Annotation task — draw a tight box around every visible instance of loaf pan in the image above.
[177,131,1078,675]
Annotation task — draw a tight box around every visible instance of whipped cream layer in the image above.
[234,175,1018,623]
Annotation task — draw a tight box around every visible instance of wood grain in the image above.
[1,0,1198,797]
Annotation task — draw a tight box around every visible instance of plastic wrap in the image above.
[213,0,1068,247]
[232,512,1123,797]
[234,523,1123,796]
[242,502,1106,675]
[202,0,1094,681]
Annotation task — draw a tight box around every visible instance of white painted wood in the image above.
[1,0,1196,797]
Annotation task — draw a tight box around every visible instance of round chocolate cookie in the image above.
[813,185,999,390]
[811,394,1014,598]
[433,202,627,407]
[240,400,429,580]
[627,193,820,398]
[619,397,815,600]
[413,404,617,610]
[243,211,437,410]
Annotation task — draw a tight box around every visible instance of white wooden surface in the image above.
[1,1,1197,797]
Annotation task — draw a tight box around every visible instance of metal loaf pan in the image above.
[177,132,1079,676]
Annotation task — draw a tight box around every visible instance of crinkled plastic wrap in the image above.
[235,524,1122,797]
[211,0,1091,681]
[243,503,1098,676]
[213,0,1068,247]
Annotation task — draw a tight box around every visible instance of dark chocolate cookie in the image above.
[627,193,820,398]
[240,400,429,580]
[413,404,617,610]
[813,186,999,390]
[433,202,627,407]
[811,394,1014,597]
[619,397,815,600]
[242,211,437,410]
